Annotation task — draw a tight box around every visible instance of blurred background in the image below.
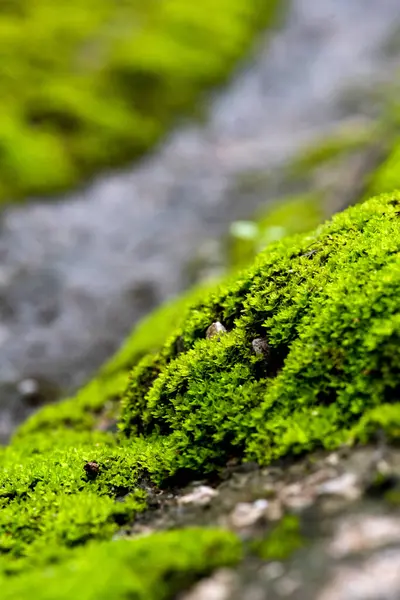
[0,0,400,441]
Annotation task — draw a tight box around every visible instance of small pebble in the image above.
[251,337,270,357]
[318,550,400,600]
[275,574,301,597]
[230,499,269,529]
[326,453,340,466]
[17,378,39,397]
[178,485,219,506]
[84,461,100,477]
[329,515,400,558]
[317,473,361,501]
[262,562,285,581]
[206,322,227,339]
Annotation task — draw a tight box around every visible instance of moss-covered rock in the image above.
[15,281,214,438]
[2,192,400,591]
[120,191,400,471]
[0,0,279,202]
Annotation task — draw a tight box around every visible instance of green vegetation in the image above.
[0,0,279,203]
[3,192,400,591]
[120,192,400,471]
[251,515,305,561]
[229,193,324,269]
[0,528,241,599]
[367,143,400,196]
[16,281,214,438]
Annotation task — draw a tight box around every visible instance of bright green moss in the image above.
[0,433,162,574]
[0,528,241,599]
[368,144,400,196]
[120,192,400,470]
[251,515,305,561]
[0,0,280,202]
[4,191,400,586]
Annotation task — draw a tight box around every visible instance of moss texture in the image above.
[120,191,400,470]
[2,192,400,592]
[0,0,279,203]
[0,528,241,599]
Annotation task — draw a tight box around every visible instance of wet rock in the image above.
[317,473,361,501]
[179,569,238,600]
[178,486,219,507]
[329,515,400,558]
[17,376,60,407]
[126,280,160,313]
[230,499,269,529]
[262,561,286,581]
[318,550,400,600]
[251,337,270,358]
[274,573,302,597]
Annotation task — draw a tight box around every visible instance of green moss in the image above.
[120,192,400,471]
[4,191,400,586]
[0,528,241,599]
[384,489,400,506]
[367,144,400,196]
[0,432,165,573]
[0,0,280,203]
[251,515,305,561]
[15,281,215,439]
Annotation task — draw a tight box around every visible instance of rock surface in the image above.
[133,444,400,600]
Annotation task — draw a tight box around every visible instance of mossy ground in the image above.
[2,192,400,595]
[0,0,279,203]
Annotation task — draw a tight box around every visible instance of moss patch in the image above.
[0,528,241,599]
[251,515,305,561]
[119,192,400,472]
[0,0,279,203]
[3,192,400,586]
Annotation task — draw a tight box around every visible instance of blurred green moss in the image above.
[228,193,324,269]
[0,0,280,203]
[251,515,305,561]
[287,122,377,178]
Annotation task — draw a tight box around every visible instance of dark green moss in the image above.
[0,0,280,202]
